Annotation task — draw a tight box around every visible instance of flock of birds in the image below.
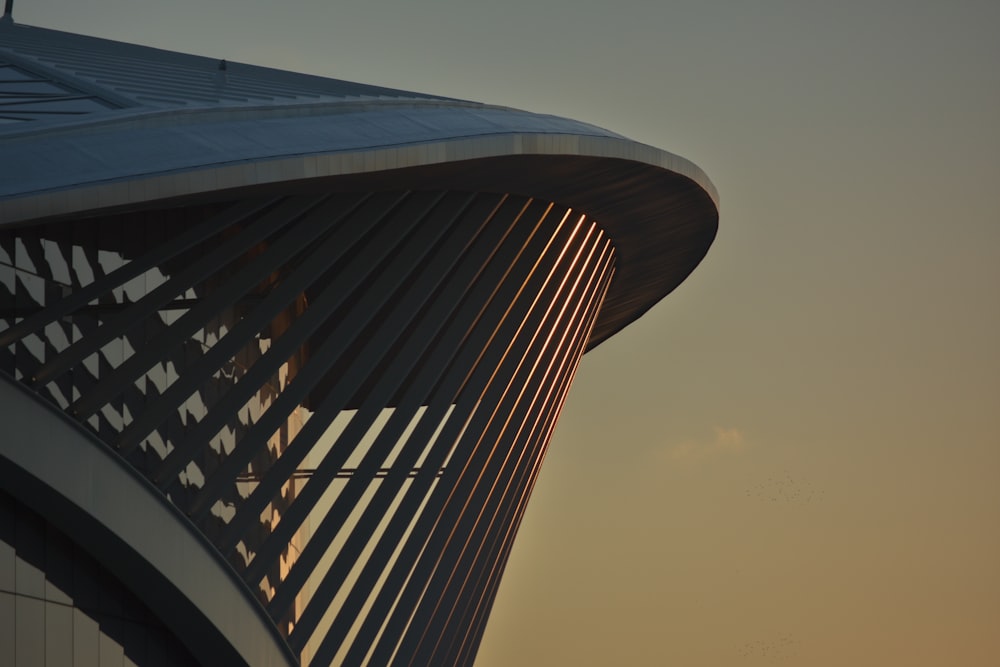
[735,472,822,660]
[739,635,801,661]
[745,471,823,505]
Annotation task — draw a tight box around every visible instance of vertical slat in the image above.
[221,188,488,563]
[422,242,613,666]
[440,253,615,667]
[272,195,545,649]
[343,210,592,667]
[149,191,413,487]
[258,193,521,624]
[319,203,576,666]
[400,224,610,666]
[184,191,462,526]
[295,200,566,662]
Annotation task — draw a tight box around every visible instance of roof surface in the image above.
[0,21,449,119]
[0,19,719,349]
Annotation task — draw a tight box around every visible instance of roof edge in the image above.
[0,131,717,223]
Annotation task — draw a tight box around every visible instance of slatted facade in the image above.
[0,191,615,665]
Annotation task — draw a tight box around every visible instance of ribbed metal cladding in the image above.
[0,190,615,666]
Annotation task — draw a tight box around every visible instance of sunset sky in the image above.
[14,1,1000,664]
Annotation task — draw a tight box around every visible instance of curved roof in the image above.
[0,20,718,349]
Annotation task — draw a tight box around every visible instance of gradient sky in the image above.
[13,1,1000,665]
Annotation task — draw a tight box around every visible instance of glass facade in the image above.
[0,490,198,666]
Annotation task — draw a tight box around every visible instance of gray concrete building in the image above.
[0,15,718,667]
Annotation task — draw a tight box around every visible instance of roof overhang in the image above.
[0,102,718,349]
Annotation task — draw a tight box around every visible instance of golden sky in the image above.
[16,1,1000,664]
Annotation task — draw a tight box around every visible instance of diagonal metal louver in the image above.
[1,191,614,665]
